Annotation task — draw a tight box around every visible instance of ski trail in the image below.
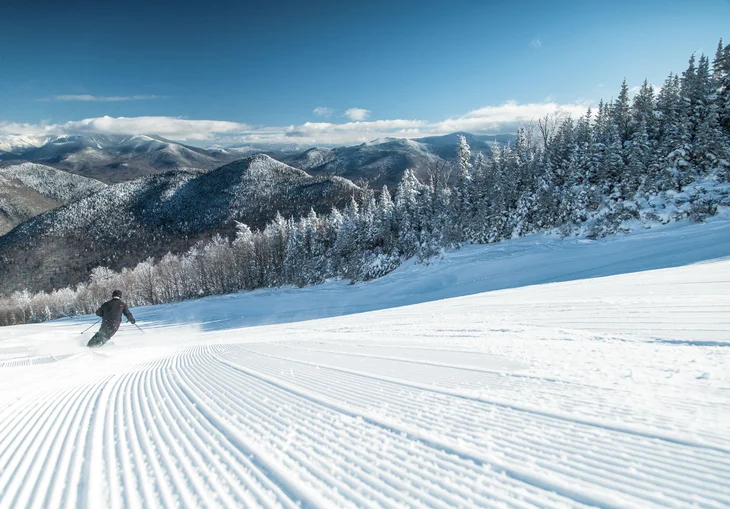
[0,353,76,368]
[216,344,730,508]
[236,343,730,453]
[83,375,115,509]
[0,334,727,508]
[1,253,729,508]
[280,339,728,416]
[206,349,643,508]
[173,345,586,508]
[231,345,730,478]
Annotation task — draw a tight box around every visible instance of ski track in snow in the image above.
[1,220,730,508]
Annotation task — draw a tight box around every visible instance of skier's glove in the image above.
[130,319,136,324]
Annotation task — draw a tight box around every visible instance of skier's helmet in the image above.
[112,289,123,299]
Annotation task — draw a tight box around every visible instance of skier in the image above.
[87,290,136,347]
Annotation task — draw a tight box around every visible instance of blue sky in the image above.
[0,0,728,146]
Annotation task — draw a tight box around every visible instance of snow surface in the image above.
[1,218,729,508]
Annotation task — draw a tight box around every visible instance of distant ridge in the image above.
[0,163,105,235]
[1,132,516,187]
[0,134,238,184]
[274,135,515,188]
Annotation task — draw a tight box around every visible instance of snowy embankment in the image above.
[0,217,729,508]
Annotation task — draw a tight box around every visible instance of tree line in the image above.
[1,41,729,326]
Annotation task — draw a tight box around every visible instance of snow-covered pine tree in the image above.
[613,79,634,144]
[626,121,651,195]
[394,169,428,258]
[450,135,473,243]
[632,80,657,140]
[682,54,727,176]
[655,74,689,190]
[332,197,362,279]
[713,39,730,137]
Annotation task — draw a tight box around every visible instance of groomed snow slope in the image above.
[1,218,729,508]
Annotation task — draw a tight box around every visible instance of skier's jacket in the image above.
[96,296,135,335]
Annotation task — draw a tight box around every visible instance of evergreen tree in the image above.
[656,73,689,190]
[682,53,727,175]
[716,41,730,135]
[393,170,422,258]
[613,79,633,144]
[626,121,651,194]
[631,80,657,139]
[332,198,361,279]
[450,135,473,242]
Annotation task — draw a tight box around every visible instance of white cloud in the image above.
[531,37,542,50]
[0,121,45,137]
[432,101,589,135]
[0,100,593,147]
[290,119,425,134]
[61,116,248,140]
[313,106,334,117]
[39,94,160,102]
[345,108,371,121]
[0,116,250,142]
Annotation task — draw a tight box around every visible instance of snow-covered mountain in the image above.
[277,138,446,188]
[1,216,728,508]
[0,155,360,295]
[1,132,515,187]
[271,135,517,188]
[0,163,106,235]
[0,134,49,154]
[0,134,238,184]
[279,147,337,170]
[221,141,318,154]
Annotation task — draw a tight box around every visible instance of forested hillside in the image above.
[0,163,106,234]
[0,155,358,300]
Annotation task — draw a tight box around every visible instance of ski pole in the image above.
[80,319,100,334]
[131,322,145,334]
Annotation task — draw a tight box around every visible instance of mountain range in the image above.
[279,138,441,188]
[0,132,515,186]
[0,155,358,295]
[0,134,236,184]
[277,133,515,188]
